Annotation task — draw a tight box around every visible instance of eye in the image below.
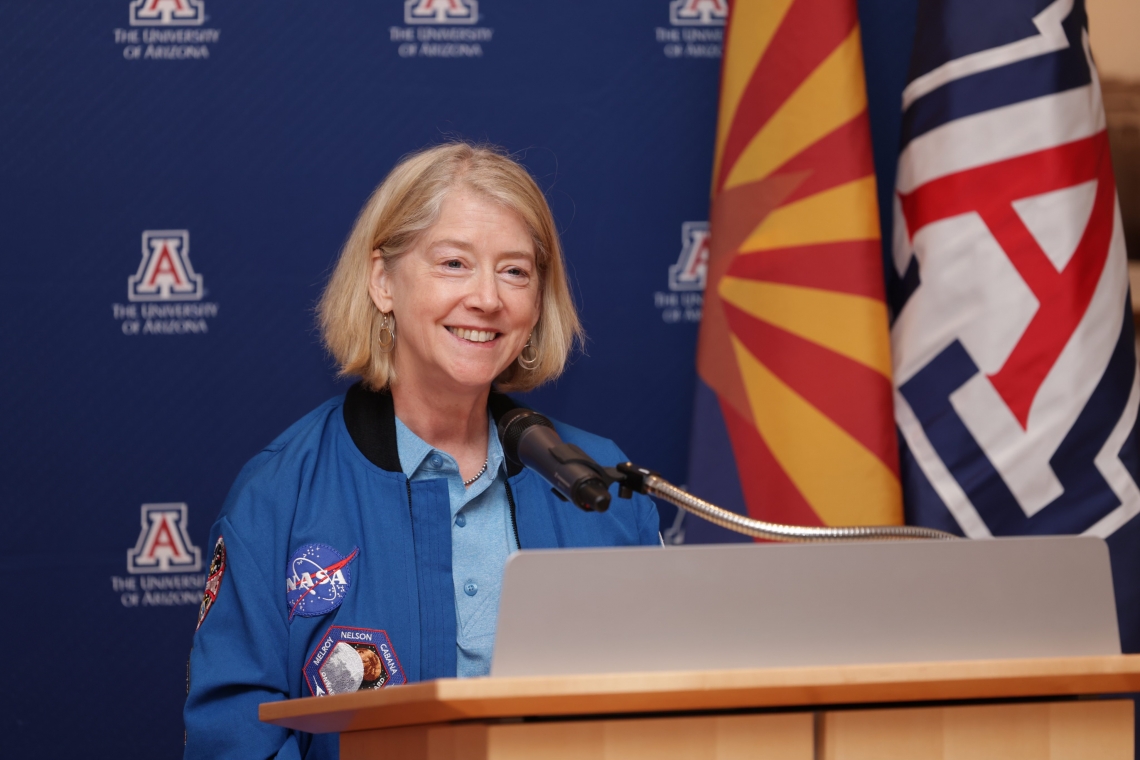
[445,260,463,269]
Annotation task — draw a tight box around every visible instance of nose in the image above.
[465,266,503,313]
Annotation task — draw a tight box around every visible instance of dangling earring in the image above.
[377,312,395,353]
[518,334,539,370]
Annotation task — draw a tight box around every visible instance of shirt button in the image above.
[464,581,478,597]
[455,514,466,528]
[430,454,443,468]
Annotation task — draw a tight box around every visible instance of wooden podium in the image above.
[261,655,1140,759]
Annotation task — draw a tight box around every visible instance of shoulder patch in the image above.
[286,543,359,619]
[304,626,407,696]
[196,536,226,630]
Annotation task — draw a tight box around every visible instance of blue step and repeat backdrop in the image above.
[1,1,917,755]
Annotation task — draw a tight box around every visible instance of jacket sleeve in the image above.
[634,493,662,546]
[184,515,297,760]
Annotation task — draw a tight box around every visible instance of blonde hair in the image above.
[318,142,583,392]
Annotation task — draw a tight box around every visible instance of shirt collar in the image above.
[341,382,525,477]
[394,410,506,484]
[393,416,435,478]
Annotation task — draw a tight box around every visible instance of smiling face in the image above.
[368,187,541,395]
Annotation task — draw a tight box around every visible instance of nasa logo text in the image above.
[287,544,360,619]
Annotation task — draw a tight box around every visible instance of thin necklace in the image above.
[464,457,489,487]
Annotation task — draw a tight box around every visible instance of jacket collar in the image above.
[343,382,524,477]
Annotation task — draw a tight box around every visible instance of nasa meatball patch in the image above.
[286,543,359,619]
[196,536,226,631]
[303,626,407,696]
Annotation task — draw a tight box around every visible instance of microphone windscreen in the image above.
[497,408,555,466]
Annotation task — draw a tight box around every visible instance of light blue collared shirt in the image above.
[394,413,517,678]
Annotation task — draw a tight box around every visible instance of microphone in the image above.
[499,412,959,543]
[497,408,612,512]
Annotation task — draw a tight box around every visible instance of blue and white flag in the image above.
[891,0,1140,650]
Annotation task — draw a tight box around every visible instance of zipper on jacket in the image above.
[406,478,414,523]
[505,481,521,549]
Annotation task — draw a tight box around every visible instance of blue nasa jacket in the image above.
[183,383,661,760]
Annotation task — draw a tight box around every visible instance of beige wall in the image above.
[1088,0,1140,81]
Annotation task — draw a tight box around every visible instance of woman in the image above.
[183,143,661,760]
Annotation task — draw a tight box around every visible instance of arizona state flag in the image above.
[684,0,900,541]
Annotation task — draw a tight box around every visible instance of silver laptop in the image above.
[490,536,1120,677]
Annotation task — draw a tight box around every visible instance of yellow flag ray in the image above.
[724,26,868,190]
[712,0,796,187]
[731,335,902,526]
[719,276,892,378]
[739,176,880,252]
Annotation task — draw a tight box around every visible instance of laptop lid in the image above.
[491,536,1120,677]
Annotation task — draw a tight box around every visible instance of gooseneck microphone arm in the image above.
[610,463,957,542]
[498,408,957,542]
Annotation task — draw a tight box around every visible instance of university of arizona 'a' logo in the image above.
[669,0,728,26]
[127,503,203,574]
[128,230,203,302]
[129,0,205,26]
[669,222,710,291]
[404,0,478,25]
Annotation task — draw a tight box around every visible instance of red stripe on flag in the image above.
[716,0,857,191]
[724,302,899,476]
[900,131,1116,428]
[769,115,876,205]
[720,395,824,528]
[727,239,888,300]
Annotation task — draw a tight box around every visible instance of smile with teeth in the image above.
[447,327,499,343]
